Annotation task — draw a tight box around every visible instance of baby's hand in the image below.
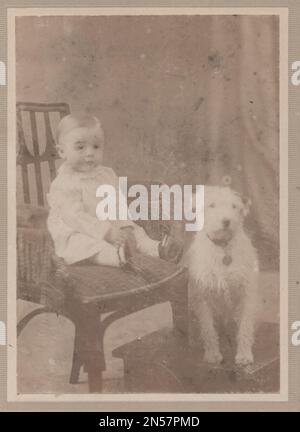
[114,228,129,247]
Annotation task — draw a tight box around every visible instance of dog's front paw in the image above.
[235,350,254,366]
[203,350,223,365]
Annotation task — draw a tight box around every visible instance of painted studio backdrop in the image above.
[16,14,279,271]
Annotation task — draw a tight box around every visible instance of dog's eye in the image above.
[209,203,216,208]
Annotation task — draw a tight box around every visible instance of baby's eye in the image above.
[209,203,216,208]
[93,144,100,149]
[75,141,85,150]
[232,204,237,209]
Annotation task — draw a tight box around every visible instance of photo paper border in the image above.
[4,5,289,406]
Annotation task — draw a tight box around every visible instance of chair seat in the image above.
[58,254,187,303]
[17,223,187,310]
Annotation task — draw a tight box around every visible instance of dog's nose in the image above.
[222,218,231,228]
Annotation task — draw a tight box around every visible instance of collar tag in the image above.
[223,255,232,266]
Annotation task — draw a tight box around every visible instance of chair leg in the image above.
[17,307,50,337]
[84,308,105,393]
[86,350,104,393]
[69,324,85,384]
[70,352,84,384]
[69,304,106,393]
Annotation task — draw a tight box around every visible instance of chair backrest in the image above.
[17,102,70,207]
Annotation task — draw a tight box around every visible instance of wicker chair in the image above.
[16,102,189,393]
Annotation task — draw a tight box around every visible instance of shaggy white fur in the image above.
[182,186,259,366]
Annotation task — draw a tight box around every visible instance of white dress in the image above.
[47,162,158,264]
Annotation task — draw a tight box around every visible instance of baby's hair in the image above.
[56,114,103,147]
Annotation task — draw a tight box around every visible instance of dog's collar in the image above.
[222,255,233,266]
[206,234,233,266]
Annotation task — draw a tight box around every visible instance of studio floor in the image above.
[17,272,280,394]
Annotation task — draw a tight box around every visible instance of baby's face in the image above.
[58,127,104,172]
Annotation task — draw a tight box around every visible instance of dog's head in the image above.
[201,186,250,245]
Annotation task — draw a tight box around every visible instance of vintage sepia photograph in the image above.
[8,8,287,399]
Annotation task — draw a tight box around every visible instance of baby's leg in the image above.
[89,241,120,267]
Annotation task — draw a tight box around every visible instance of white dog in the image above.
[182,186,258,366]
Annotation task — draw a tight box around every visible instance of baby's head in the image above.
[56,114,104,172]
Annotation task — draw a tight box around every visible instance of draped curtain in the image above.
[16,15,279,270]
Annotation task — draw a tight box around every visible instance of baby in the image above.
[47,114,160,267]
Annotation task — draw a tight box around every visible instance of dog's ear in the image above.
[241,196,252,217]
